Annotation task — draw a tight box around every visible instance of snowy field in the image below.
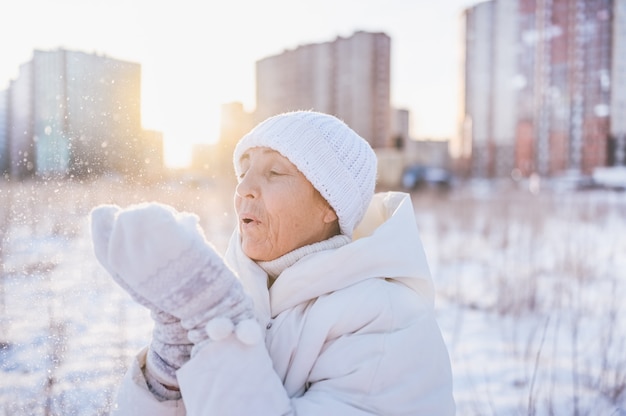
[0,177,624,415]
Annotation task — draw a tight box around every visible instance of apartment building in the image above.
[7,48,152,178]
[255,31,392,149]
[460,0,616,177]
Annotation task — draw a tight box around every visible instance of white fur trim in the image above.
[205,318,234,341]
[235,319,262,345]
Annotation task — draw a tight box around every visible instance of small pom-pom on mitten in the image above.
[188,317,263,356]
[235,319,263,345]
[203,317,235,342]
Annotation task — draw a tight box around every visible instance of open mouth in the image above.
[240,214,259,225]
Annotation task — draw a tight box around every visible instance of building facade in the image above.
[7,48,149,178]
[255,31,392,149]
[462,0,497,177]
[460,0,617,178]
[9,62,34,178]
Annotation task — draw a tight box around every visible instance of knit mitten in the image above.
[90,203,261,356]
[144,310,191,395]
[91,205,191,390]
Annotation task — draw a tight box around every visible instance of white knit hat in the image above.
[233,111,377,237]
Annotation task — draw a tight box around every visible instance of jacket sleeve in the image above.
[176,336,292,415]
[111,347,186,416]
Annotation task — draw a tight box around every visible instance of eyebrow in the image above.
[240,148,279,162]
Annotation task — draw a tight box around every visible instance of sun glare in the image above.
[139,78,216,169]
[138,37,257,169]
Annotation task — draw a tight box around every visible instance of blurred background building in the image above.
[254,31,392,149]
[457,0,622,179]
[0,48,162,180]
[189,101,255,178]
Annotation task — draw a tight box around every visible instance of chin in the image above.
[242,243,267,262]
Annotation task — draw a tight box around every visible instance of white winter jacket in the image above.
[111,192,455,415]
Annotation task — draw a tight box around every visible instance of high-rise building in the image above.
[461,0,497,177]
[9,62,34,179]
[255,31,392,149]
[460,0,616,177]
[7,48,144,178]
[461,0,521,178]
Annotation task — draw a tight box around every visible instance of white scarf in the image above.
[225,231,350,328]
[257,234,351,285]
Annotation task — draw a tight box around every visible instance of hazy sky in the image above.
[1,0,480,167]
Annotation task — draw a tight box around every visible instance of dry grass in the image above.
[410,184,626,413]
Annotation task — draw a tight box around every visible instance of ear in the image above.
[322,205,338,224]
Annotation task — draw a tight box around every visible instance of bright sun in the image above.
[138,45,256,169]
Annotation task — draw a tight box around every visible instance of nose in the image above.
[235,171,259,199]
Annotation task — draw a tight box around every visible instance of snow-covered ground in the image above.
[0,178,624,415]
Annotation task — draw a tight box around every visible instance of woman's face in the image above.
[234,147,339,261]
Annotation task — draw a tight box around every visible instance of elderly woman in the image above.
[91,111,455,415]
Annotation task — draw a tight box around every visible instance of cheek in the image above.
[259,197,300,245]
[273,193,317,234]
[264,200,290,236]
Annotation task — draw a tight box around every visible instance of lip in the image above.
[239,212,260,228]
